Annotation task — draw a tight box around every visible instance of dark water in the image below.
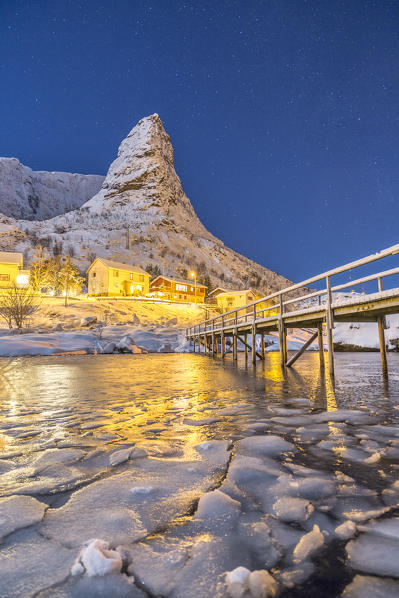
[1,352,399,598]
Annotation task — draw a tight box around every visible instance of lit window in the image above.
[176,283,187,292]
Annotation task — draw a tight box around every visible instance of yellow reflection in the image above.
[264,352,285,382]
[325,370,337,412]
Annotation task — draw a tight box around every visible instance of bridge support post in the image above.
[278,294,287,368]
[233,329,237,361]
[286,330,318,367]
[326,275,335,377]
[244,334,248,361]
[211,333,215,356]
[252,324,257,364]
[378,316,388,376]
[261,332,265,360]
[193,338,196,353]
[317,323,324,369]
[377,277,388,376]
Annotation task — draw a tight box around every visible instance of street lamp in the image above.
[190,271,197,304]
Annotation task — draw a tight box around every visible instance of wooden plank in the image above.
[318,323,324,369]
[286,330,318,367]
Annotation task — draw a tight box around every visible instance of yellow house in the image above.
[87,258,150,296]
[0,251,29,288]
[216,289,256,312]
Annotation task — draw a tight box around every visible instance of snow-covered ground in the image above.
[1,291,399,357]
[0,353,398,597]
[0,297,211,356]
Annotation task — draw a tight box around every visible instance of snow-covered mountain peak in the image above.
[1,114,293,292]
[81,114,208,238]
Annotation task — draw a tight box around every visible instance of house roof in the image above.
[88,258,149,276]
[150,275,207,288]
[216,289,255,298]
[208,287,228,297]
[0,251,23,267]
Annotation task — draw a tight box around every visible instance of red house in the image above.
[149,275,207,303]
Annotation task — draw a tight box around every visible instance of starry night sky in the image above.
[1,1,398,282]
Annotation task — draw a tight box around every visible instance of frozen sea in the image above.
[1,352,399,598]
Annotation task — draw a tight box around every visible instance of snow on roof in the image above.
[0,251,23,266]
[216,289,255,297]
[150,275,207,288]
[89,258,148,276]
[208,287,228,296]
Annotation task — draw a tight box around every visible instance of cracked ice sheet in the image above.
[39,440,231,548]
[341,575,399,597]
[0,529,76,598]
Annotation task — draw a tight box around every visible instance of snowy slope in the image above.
[0,114,292,292]
[0,158,104,220]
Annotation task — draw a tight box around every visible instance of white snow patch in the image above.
[72,539,123,577]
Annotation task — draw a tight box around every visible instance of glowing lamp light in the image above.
[16,274,29,285]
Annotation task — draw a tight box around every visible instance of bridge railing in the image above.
[186,243,399,338]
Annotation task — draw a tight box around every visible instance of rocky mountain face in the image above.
[0,114,292,293]
[0,158,104,220]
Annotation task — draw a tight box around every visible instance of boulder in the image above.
[80,316,97,327]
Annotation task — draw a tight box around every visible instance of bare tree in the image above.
[0,285,40,330]
[29,246,49,292]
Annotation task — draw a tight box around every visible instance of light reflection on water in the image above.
[0,352,398,456]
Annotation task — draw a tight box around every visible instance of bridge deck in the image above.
[186,244,399,376]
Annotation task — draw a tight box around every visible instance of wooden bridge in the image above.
[186,243,399,376]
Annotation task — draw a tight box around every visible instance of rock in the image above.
[102,341,116,354]
[116,335,141,353]
[80,316,97,327]
[0,157,104,220]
